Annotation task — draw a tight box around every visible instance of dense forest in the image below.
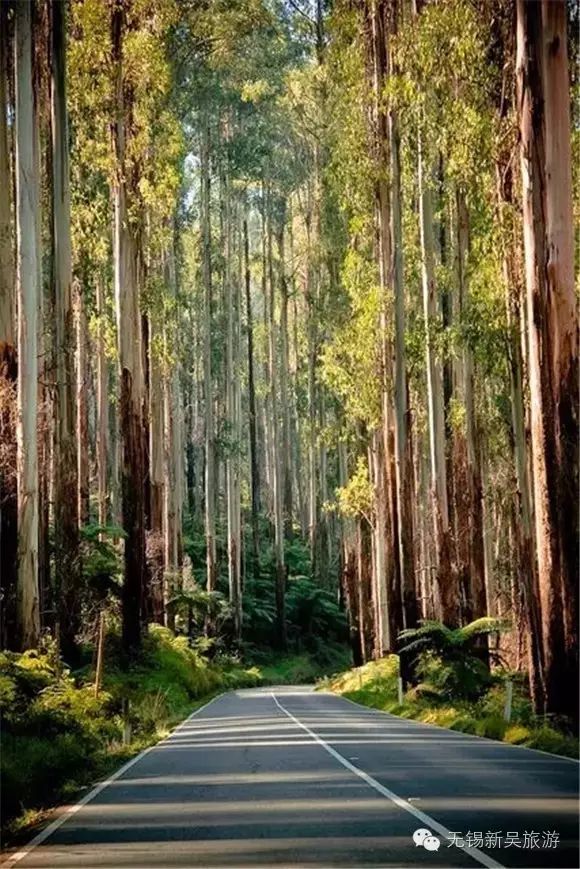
[0,0,577,750]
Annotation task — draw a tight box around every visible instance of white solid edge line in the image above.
[1,692,226,869]
[328,691,580,766]
[272,692,505,869]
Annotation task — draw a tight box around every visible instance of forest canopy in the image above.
[0,0,578,736]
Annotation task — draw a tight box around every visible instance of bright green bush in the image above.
[324,655,579,760]
[475,714,507,741]
[527,726,579,759]
[478,680,533,725]
[504,724,531,745]
[0,626,265,833]
[398,619,510,701]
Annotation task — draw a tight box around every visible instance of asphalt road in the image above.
[3,686,578,869]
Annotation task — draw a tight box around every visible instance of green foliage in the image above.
[398,618,510,701]
[0,628,262,833]
[285,576,347,644]
[324,656,579,760]
[335,456,373,523]
[79,523,124,599]
[252,644,351,686]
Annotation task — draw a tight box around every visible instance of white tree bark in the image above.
[95,275,109,528]
[15,0,40,649]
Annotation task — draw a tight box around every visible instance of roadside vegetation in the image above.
[322,620,579,761]
[1,0,577,855]
[0,624,348,841]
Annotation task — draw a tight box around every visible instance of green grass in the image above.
[321,656,579,760]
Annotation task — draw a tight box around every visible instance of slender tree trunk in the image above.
[51,0,80,659]
[112,0,146,651]
[201,118,217,598]
[96,273,109,529]
[288,205,305,535]
[243,215,260,572]
[356,516,374,663]
[224,171,241,640]
[338,441,361,663]
[35,0,51,634]
[455,190,486,624]
[14,0,40,650]
[370,432,391,655]
[266,192,286,649]
[0,3,18,649]
[149,293,165,625]
[76,284,89,527]
[417,128,455,625]
[277,213,293,536]
[388,1,417,634]
[163,245,183,632]
[304,186,318,576]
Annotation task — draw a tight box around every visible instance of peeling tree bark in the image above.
[516,0,578,723]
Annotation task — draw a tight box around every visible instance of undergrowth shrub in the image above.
[0,626,263,831]
[325,653,579,759]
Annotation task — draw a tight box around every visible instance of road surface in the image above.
[3,686,578,868]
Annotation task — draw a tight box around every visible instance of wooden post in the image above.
[397,677,404,706]
[122,697,131,745]
[94,611,105,699]
[503,680,513,723]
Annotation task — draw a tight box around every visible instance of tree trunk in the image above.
[496,155,545,707]
[338,441,361,663]
[96,273,109,529]
[163,244,184,633]
[388,1,417,635]
[356,516,374,663]
[112,0,146,652]
[304,186,318,576]
[243,215,260,572]
[455,190,486,625]
[201,117,217,598]
[417,127,455,626]
[277,213,293,537]
[51,0,80,660]
[224,170,242,640]
[266,192,286,649]
[14,0,41,650]
[148,295,165,625]
[76,283,89,527]
[516,0,578,723]
[370,432,391,655]
[0,3,18,649]
[540,0,578,723]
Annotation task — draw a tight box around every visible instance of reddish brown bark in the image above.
[516,0,578,723]
[356,518,375,663]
